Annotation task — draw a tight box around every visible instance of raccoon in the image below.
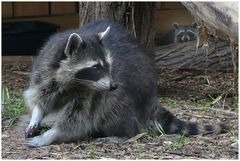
[24,19,225,147]
[155,22,198,46]
[173,22,198,43]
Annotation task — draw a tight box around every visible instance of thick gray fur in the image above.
[24,20,225,147]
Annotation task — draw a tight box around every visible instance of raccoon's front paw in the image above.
[25,136,46,148]
[25,129,57,147]
[25,123,40,138]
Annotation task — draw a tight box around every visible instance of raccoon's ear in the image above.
[64,33,84,56]
[173,23,179,29]
[97,26,110,41]
[192,22,197,28]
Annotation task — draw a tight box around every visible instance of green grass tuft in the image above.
[159,97,185,109]
[2,86,26,127]
[87,140,97,159]
[170,135,188,150]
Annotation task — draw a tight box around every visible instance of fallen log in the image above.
[154,39,233,71]
[181,2,238,91]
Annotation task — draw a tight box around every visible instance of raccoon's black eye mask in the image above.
[74,64,104,82]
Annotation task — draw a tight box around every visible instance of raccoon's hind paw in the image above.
[25,123,40,138]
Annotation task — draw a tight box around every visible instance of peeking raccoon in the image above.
[173,22,198,43]
[24,20,226,147]
[155,22,198,46]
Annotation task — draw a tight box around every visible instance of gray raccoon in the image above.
[156,22,198,46]
[173,22,198,43]
[24,20,225,147]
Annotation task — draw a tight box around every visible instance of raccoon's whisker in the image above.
[72,79,95,86]
[72,78,94,84]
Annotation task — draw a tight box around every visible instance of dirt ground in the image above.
[1,56,238,159]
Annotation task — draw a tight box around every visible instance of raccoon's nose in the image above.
[183,36,190,41]
[109,82,118,91]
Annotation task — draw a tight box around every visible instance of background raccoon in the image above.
[155,22,198,46]
[24,19,225,147]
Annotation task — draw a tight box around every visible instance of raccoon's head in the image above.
[56,27,118,91]
[173,22,197,43]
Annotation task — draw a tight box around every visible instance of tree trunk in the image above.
[78,2,155,52]
[182,2,238,44]
[79,2,127,27]
[155,39,233,72]
[130,2,155,50]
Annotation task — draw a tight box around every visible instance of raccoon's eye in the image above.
[91,64,102,70]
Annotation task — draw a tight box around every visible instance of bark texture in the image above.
[78,2,155,51]
[79,2,127,26]
[182,2,238,44]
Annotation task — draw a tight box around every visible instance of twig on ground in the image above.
[163,151,209,159]
[124,132,147,143]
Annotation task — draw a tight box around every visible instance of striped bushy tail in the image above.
[152,103,228,136]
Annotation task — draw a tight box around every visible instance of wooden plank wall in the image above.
[2,2,13,18]
[2,2,194,35]
[2,2,79,31]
